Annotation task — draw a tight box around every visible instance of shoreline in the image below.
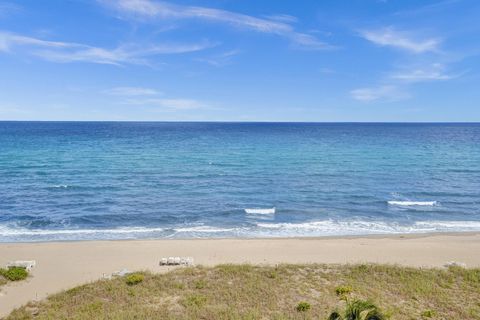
[1,230,479,244]
[1,232,480,317]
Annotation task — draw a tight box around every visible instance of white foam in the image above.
[388,201,438,206]
[173,226,235,233]
[245,208,275,214]
[0,226,166,236]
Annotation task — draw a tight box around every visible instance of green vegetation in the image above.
[6,264,480,319]
[335,285,353,297]
[125,273,144,285]
[328,299,385,320]
[0,267,29,282]
[296,301,311,312]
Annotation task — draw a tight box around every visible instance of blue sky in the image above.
[0,0,479,121]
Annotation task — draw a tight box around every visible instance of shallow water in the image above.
[1,122,479,242]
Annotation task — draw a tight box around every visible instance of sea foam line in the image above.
[387,201,438,206]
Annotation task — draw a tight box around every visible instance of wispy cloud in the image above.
[350,85,409,102]
[359,27,440,53]
[0,30,213,65]
[99,0,331,50]
[195,49,241,67]
[105,85,207,110]
[125,98,205,110]
[104,86,161,96]
[390,63,458,82]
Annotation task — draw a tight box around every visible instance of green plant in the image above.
[328,299,385,320]
[183,294,207,307]
[0,267,29,281]
[125,273,144,285]
[421,309,435,318]
[335,285,353,296]
[195,279,207,289]
[296,301,311,312]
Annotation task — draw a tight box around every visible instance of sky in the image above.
[0,0,479,121]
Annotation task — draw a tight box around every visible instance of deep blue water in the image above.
[1,122,480,242]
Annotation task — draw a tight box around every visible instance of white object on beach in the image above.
[245,207,276,214]
[387,201,437,206]
[6,260,36,271]
[159,256,194,266]
[112,268,131,277]
[444,261,466,268]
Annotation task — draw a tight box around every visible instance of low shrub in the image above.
[328,299,385,320]
[335,285,353,296]
[183,294,207,307]
[296,301,311,312]
[0,267,29,281]
[421,309,435,318]
[125,273,144,285]
[194,279,207,289]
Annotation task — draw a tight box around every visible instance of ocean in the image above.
[1,122,479,242]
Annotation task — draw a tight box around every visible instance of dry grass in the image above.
[6,264,480,320]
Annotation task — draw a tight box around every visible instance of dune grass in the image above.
[6,264,480,319]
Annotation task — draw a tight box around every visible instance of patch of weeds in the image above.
[421,309,435,318]
[125,273,144,286]
[335,285,352,296]
[0,267,29,281]
[195,279,207,289]
[183,294,207,308]
[296,302,311,312]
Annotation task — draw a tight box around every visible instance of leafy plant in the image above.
[421,309,435,318]
[335,285,353,296]
[328,299,385,320]
[296,301,311,312]
[125,273,144,285]
[0,267,29,281]
[183,294,207,307]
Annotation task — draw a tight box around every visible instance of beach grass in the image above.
[6,264,480,319]
[0,267,29,289]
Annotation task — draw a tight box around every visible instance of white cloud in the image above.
[195,49,241,67]
[359,27,440,53]
[105,85,206,110]
[125,98,205,110]
[104,87,161,96]
[0,30,213,65]
[390,63,457,82]
[350,85,409,102]
[99,0,331,50]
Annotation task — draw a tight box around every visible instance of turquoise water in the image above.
[1,122,480,242]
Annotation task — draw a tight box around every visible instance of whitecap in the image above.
[387,201,438,206]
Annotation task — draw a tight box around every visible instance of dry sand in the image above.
[1,232,480,317]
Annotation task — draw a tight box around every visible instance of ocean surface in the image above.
[1,122,480,242]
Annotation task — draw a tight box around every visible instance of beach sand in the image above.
[1,232,480,317]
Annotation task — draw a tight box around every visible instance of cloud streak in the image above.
[0,30,213,65]
[105,86,207,110]
[350,85,409,102]
[359,27,440,53]
[99,0,331,50]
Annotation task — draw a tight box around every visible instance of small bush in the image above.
[329,299,385,320]
[0,267,29,281]
[335,285,353,296]
[125,273,144,285]
[296,301,311,312]
[195,279,207,289]
[183,294,207,307]
[421,309,435,318]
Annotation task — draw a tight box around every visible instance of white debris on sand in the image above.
[444,261,467,268]
[159,257,194,266]
[6,260,36,271]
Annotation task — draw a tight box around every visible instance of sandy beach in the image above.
[0,232,479,317]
